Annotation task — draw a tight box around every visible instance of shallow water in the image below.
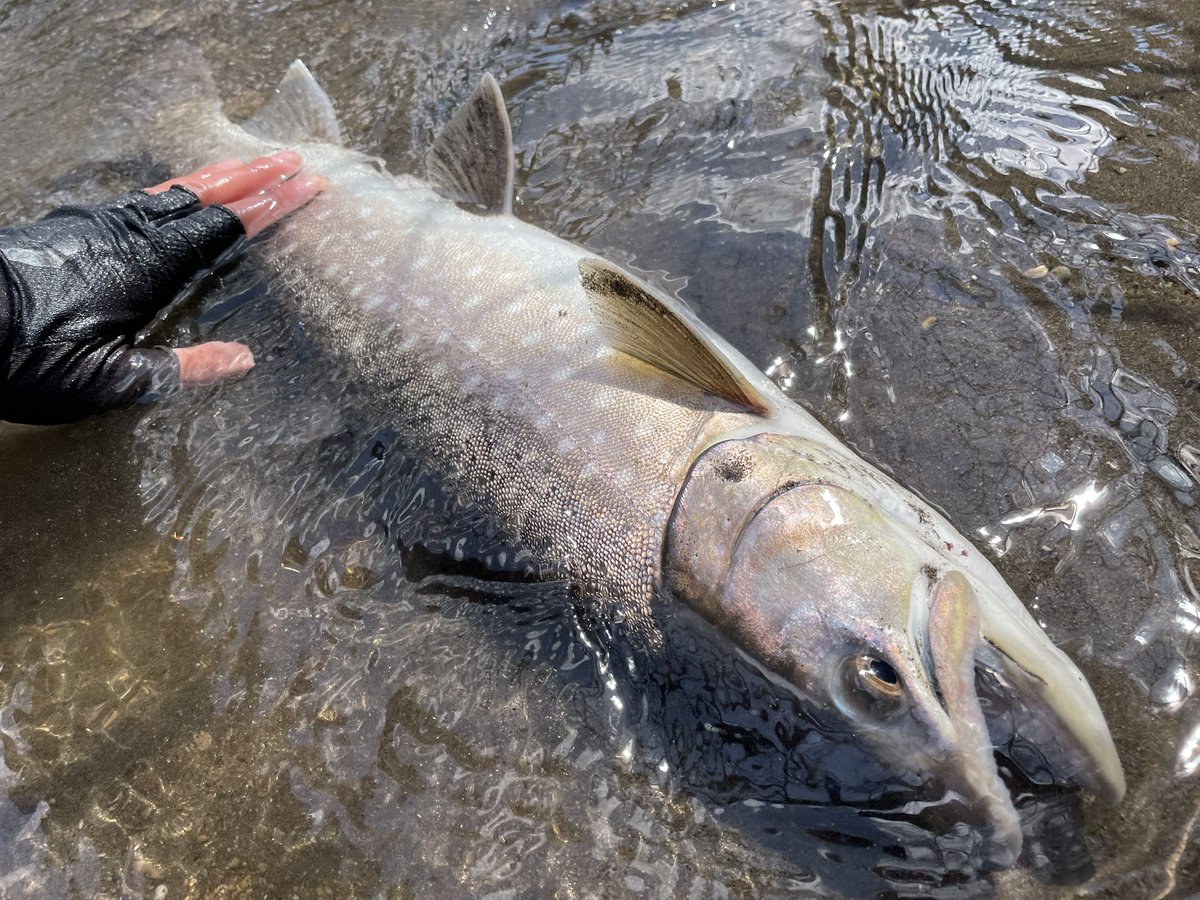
[0,0,1199,896]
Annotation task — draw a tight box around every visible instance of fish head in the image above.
[664,432,1125,862]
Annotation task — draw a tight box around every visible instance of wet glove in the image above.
[0,187,243,424]
[0,153,324,426]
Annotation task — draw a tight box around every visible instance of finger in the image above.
[225,174,326,238]
[157,204,245,273]
[179,152,305,208]
[145,158,244,195]
[173,341,255,387]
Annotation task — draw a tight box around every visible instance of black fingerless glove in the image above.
[0,187,244,425]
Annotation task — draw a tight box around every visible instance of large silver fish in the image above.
[148,60,1124,862]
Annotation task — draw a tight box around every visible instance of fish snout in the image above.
[919,570,1023,865]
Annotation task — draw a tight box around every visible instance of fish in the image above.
[143,58,1125,864]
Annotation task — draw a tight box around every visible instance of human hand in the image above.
[0,154,324,425]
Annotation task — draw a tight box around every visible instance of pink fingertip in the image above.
[232,173,325,237]
[299,174,328,193]
[174,341,255,387]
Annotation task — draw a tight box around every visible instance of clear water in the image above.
[0,0,1198,895]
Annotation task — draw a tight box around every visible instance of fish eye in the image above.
[833,653,906,720]
[856,656,902,700]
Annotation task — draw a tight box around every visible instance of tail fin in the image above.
[105,41,237,171]
[108,45,344,176]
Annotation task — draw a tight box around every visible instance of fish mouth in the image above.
[917,570,1024,864]
[907,571,1123,868]
[972,596,1126,806]
[916,569,1125,863]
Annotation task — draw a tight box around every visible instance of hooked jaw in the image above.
[973,594,1126,806]
[663,433,1125,863]
[902,569,1126,861]
[904,570,1023,863]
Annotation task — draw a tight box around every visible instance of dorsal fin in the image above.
[426,74,515,215]
[244,60,344,145]
[579,258,770,415]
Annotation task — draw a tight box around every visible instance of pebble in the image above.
[138,858,165,879]
[1167,237,1181,250]
[1116,165,1128,174]
[132,8,166,28]
[1050,265,1071,281]
[1152,457,1194,492]
[1023,264,1049,279]
[1176,444,1200,481]
[921,315,938,330]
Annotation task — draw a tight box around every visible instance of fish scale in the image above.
[269,164,743,631]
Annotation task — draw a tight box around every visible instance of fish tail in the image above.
[99,40,227,169]
[111,43,343,177]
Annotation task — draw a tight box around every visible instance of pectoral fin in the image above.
[427,74,515,214]
[579,258,769,415]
